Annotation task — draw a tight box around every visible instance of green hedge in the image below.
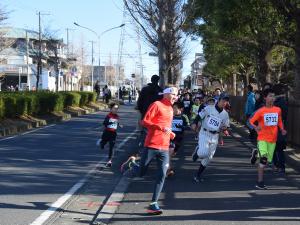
[0,91,97,119]
[3,96,17,118]
[63,92,81,107]
[0,97,4,119]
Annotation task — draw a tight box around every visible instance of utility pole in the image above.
[26,31,30,90]
[117,8,126,100]
[66,28,75,58]
[137,25,144,88]
[89,40,95,90]
[36,11,50,91]
[36,11,41,90]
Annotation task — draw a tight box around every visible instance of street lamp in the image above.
[73,22,125,86]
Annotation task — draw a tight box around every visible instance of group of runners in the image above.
[97,74,287,215]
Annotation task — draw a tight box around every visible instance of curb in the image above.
[0,102,108,137]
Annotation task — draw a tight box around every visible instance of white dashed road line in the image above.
[30,129,138,225]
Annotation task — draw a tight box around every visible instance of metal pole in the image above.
[18,67,21,89]
[98,37,101,84]
[89,41,94,90]
[26,31,30,90]
[73,22,125,86]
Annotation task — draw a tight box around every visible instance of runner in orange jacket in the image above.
[249,88,287,189]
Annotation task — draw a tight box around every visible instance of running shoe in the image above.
[167,169,175,177]
[192,146,199,162]
[219,139,224,146]
[96,139,101,146]
[255,181,267,190]
[250,149,258,165]
[147,202,163,215]
[193,176,204,183]
[106,160,112,168]
[120,156,137,173]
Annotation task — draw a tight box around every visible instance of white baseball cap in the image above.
[159,87,178,95]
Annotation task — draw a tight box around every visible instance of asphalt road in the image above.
[0,105,139,225]
[110,128,300,225]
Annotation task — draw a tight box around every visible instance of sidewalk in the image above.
[107,128,300,224]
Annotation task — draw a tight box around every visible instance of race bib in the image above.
[172,119,183,132]
[264,113,278,126]
[192,106,199,114]
[183,101,190,108]
[206,115,221,130]
[107,118,118,129]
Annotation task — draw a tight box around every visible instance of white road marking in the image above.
[30,129,138,225]
[231,132,242,138]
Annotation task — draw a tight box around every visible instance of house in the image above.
[0,27,80,91]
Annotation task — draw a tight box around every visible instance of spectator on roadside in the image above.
[119,87,123,101]
[254,90,265,111]
[137,74,163,119]
[104,85,111,104]
[128,89,132,104]
[102,87,106,102]
[263,82,273,90]
[245,84,256,139]
[94,81,100,100]
[273,84,288,173]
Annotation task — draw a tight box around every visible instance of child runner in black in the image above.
[167,102,188,177]
[100,103,122,167]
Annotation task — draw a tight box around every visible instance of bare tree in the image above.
[124,0,191,87]
[0,5,12,86]
[0,5,9,52]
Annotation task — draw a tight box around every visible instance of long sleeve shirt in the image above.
[249,106,283,143]
[103,112,119,132]
[142,98,174,150]
[245,91,256,116]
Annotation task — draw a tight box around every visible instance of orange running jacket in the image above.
[142,98,175,150]
[249,106,283,143]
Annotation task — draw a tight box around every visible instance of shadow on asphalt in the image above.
[110,130,300,224]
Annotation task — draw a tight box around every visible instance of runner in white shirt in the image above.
[192,93,230,182]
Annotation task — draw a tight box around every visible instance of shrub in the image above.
[63,92,81,107]
[37,92,65,114]
[78,92,89,106]
[3,96,17,118]
[16,95,28,116]
[0,97,4,119]
[26,94,39,115]
[87,92,97,103]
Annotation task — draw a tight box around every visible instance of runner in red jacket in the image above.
[140,87,178,215]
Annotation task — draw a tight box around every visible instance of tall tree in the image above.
[0,5,10,85]
[270,0,300,98]
[123,0,190,87]
[185,0,295,90]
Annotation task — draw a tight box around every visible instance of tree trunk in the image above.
[36,62,41,91]
[232,73,237,96]
[294,16,300,99]
[257,50,271,85]
[158,3,168,88]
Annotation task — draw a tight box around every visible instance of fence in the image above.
[230,96,300,152]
